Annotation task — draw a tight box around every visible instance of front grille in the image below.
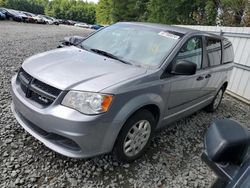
[17,68,62,107]
[33,79,61,97]
[20,69,32,83]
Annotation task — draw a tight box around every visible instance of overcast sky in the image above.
[86,0,99,3]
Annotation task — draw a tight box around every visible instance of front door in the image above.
[164,36,210,121]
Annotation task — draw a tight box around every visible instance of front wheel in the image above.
[205,87,225,112]
[113,109,156,163]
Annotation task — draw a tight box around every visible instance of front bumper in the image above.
[11,75,118,158]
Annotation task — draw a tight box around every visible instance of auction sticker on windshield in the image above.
[158,31,180,40]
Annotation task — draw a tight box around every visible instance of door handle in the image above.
[205,74,211,79]
[196,76,204,81]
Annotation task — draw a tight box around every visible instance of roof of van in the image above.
[117,22,224,39]
[118,22,198,33]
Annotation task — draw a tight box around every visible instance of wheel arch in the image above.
[102,93,164,152]
[222,81,228,91]
[132,104,161,124]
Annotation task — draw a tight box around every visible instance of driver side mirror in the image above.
[171,60,197,75]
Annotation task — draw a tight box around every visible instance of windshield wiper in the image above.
[90,48,132,65]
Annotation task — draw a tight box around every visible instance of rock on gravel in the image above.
[1,21,250,187]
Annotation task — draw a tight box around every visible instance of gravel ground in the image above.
[1,21,250,188]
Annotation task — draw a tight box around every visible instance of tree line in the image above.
[96,0,250,26]
[0,0,96,24]
[0,0,48,14]
[1,0,250,26]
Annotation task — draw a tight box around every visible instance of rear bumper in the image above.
[11,75,119,158]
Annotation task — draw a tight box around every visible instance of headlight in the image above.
[61,91,113,115]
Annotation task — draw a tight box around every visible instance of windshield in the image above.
[81,24,181,68]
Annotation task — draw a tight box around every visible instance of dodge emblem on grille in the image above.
[38,96,49,104]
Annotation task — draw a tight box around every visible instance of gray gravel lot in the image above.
[1,21,250,188]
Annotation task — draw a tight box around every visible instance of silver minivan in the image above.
[11,22,234,162]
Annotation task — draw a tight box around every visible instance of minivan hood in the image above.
[22,46,146,91]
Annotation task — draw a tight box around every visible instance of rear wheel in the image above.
[205,87,225,112]
[113,109,156,163]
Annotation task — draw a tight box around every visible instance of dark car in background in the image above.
[22,12,37,23]
[68,20,77,25]
[0,10,6,20]
[15,11,29,22]
[91,24,104,30]
[0,8,22,22]
[0,7,85,26]
[58,19,66,24]
[57,19,78,26]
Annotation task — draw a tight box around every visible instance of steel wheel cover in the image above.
[123,120,151,157]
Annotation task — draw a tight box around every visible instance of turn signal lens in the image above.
[102,95,113,112]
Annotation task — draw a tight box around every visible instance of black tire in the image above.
[205,86,225,112]
[113,109,156,163]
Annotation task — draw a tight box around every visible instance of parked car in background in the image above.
[49,16,59,25]
[58,19,66,24]
[32,15,46,24]
[57,19,78,25]
[68,20,77,25]
[37,15,53,25]
[0,8,63,25]
[41,15,59,25]
[15,11,29,22]
[22,12,37,23]
[0,11,6,20]
[0,8,22,22]
[90,24,104,30]
[74,22,90,28]
[11,22,234,163]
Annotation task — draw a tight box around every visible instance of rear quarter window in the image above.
[206,37,222,67]
[223,39,234,63]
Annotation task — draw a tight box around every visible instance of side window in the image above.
[176,37,203,70]
[223,39,234,64]
[206,37,222,67]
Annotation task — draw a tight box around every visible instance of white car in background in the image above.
[74,22,90,28]
[36,15,59,25]
[32,15,46,24]
[35,15,52,24]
